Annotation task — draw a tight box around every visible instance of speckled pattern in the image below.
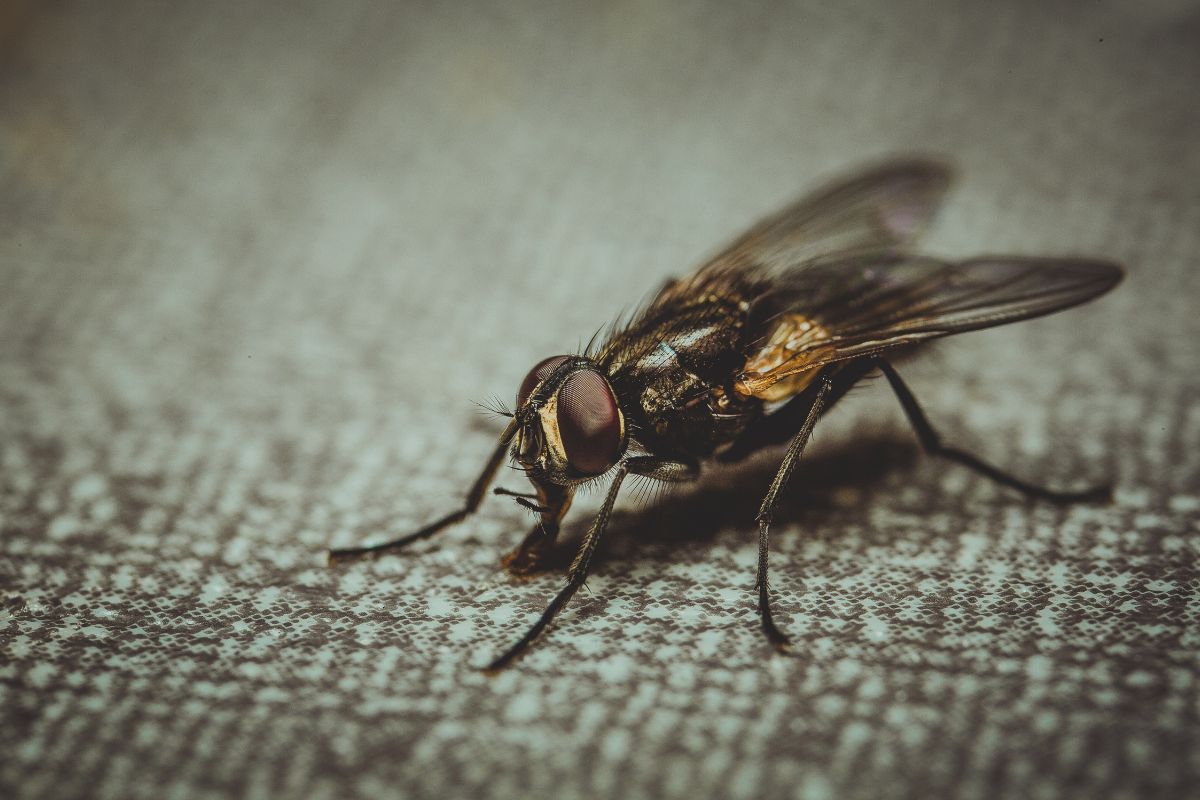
[2,2,1199,799]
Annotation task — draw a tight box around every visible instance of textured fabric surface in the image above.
[2,2,1199,799]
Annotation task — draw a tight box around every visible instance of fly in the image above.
[328,159,1123,670]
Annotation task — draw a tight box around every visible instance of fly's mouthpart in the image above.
[513,419,544,467]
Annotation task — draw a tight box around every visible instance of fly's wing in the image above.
[646,158,954,314]
[606,159,955,372]
[708,158,954,271]
[735,254,1124,400]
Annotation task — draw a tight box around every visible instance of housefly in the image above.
[328,159,1123,670]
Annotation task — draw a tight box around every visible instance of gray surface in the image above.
[2,2,1199,799]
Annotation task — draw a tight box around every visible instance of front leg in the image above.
[484,455,698,671]
[501,481,574,576]
[328,417,519,564]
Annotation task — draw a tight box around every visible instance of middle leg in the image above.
[754,372,835,652]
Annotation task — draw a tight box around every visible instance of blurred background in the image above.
[2,2,1198,798]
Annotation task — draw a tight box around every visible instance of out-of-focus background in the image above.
[2,2,1198,798]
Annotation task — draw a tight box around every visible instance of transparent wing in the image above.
[648,158,954,313]
[708,157,953,271]
[736,254,1124,399]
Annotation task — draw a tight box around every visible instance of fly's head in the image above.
[511,355,625,487]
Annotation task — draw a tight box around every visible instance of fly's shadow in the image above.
[515,435,920,573]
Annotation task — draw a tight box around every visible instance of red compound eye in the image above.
[516,355,571,409]
[556,370,621,476]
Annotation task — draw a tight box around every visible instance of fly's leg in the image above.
[484,468,627,671]
[718,360,877,464]
[723,357,1110,504]
[501,482,574,577]
[327,418,519,565]
[727,356,1107,655]
[484,455,698,671]
[875,359,1111,504]
[502,522,562,576]
[493,487,544,510]
[755,374,834,653]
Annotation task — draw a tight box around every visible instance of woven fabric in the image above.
[2,2,1198,798]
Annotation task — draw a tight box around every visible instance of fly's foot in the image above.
[766,629,794,655]
[502,543,551,578]
[503,538,571,578]
[757,580,795,654]
[327,544,387,566]
[1048,483,1113,505]
[760,611,795,655]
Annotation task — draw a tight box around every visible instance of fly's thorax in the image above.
[610,340,761,459]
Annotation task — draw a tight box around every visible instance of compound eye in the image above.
[557,370,621,475]
[516,355,571,409]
